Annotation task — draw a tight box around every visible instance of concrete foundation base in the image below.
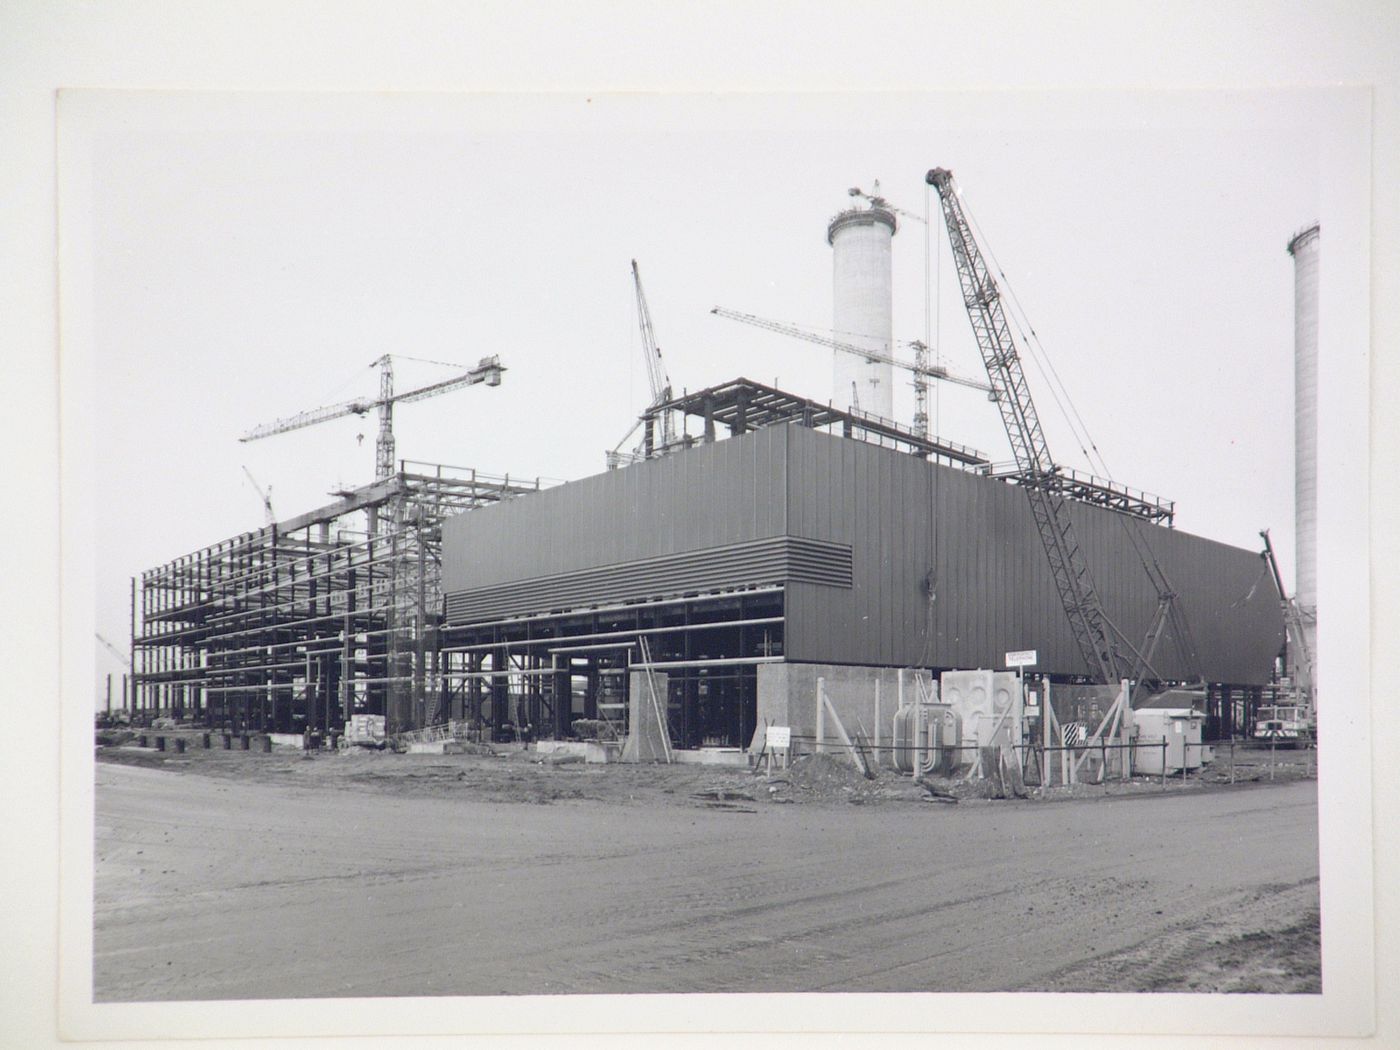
[672,748,749,768]
[535,740,614,764]
[751,662,934,765]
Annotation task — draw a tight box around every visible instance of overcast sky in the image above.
[63,90,1325,700]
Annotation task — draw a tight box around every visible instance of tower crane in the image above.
[849,182,925,226]
[241,465,276,526]
[926,166,1198,691]
[241,354,505,481]
[608,261,681,467]
[709,305,991,436]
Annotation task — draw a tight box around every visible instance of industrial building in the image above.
[128,396,1285,750]
[125,173,1301,756]
[437,383,1284,752]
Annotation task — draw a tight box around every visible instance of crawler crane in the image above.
[926,167,1199,695]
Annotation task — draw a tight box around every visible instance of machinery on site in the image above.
[608,260,680,468]
[241,353,505,481]
[709,305,992,439]
[1251,702,1315,748]
[95,631,131,669]
[1253,529,1316,746]
[240,465,276,526]
[926,166,1201,699]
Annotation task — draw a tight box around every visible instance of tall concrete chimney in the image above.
[1287,222,1319,690]
[827,202,897,419]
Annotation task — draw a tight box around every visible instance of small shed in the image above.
[1131,691,1206,774]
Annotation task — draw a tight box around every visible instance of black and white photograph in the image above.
[4,5,1394,1049]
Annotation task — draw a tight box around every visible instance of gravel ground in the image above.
[93,739,1321,1000]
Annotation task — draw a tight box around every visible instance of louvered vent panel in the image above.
[446,536,851,624]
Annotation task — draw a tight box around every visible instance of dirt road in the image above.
[93,751,1319,1000]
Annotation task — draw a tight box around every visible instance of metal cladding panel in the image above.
[781,426,1282,684]
[440,426,789,596]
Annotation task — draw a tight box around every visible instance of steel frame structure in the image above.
[646,377,991,468]
[130,461,549,734]
[438,587,785,748]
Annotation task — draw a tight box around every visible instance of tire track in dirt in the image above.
[1019,877,1321,993]
[94,761,1320,999]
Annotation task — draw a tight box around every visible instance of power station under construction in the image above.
[115,168,1317,778]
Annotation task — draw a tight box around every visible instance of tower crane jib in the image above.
[709,307,991,396]
[239,355,506,481]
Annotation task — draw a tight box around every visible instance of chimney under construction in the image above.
[1287,222,1320,692]
[827,197,897,419]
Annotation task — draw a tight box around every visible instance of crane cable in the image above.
[393,353,467,370]
[959,190,1104,478]
[919,179,940,668]
[958,183,1188,672]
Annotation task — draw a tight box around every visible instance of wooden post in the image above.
[816,677,825,755]
[873,678,881,765]
[822,691,870,777]
[1119,681,1132,780]
[1013,665,1024,751]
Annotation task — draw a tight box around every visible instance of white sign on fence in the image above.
[1005,649,1038,668]
[766,725,792,749]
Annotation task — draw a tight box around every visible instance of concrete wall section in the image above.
[752,661,926,757]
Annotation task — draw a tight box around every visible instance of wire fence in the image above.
[779,732,1315,789]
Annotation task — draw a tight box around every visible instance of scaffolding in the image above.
[130,461,550,734]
